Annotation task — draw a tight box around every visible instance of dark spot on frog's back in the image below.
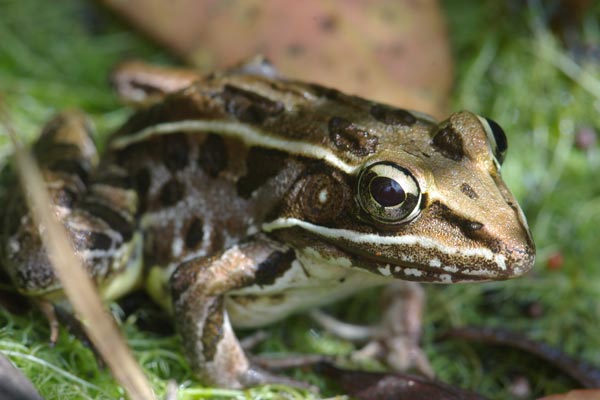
[236,148,287,199]
[255,249,296,286]
[328,116,378,157]
[47,158,90,182]
[146,228,176,267]
[370,104,417,126]
[432,126,465,161]
[92,169,131,189]
[159,178,185,207]
[117,93,205,135]
[198,134,227,178]
[163,132,189,172]
[307,83,343,101]
[80,201,133,241]
[89,231,113,251]
[133,168,151,196]
[222,84,284,124]
[132,168,151,213]
[184,217,204,250]
[460,183,479,200]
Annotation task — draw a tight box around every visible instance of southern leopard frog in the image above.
[0,59,535,388]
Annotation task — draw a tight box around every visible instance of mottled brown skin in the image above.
[1,112,138,297]
[0,60,535,388]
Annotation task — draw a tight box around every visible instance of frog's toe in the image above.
[239,365,319,392]
[34,299,60,345]
[310,308,434,377]
[386,337,433,378]
[352,335,434,378]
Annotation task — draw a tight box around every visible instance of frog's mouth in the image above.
[263,217,532,283]
[348,251,500,284]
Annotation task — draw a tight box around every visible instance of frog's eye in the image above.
[357,162,421,224]
[478,116,508,166]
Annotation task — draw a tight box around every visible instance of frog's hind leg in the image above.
[2,111,142,319]
[170,235,304,389]
[2,111,98,295]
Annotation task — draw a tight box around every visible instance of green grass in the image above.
[1,1,600,399]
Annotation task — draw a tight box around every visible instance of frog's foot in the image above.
[351,328,434,378]
[35,300,108,367]
[310,281,434,378]
[241,333,325,390]
[36,301,94,349]
[3,111,139,305]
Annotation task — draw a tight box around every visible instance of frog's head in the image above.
[264,111,535,283]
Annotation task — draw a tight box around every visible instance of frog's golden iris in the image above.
[357,161,422,224]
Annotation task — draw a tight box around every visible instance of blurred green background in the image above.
[1,1,599,399]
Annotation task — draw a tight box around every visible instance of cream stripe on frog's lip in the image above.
[262,217,507,271]
[360,252,501,282]
[110,120,359,174]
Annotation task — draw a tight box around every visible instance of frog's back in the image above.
[109,72,438,173]
[104,72,439,285]
[105,109,305,288]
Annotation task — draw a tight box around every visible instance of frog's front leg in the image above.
[311,281,433,377]
[2,110,141,341]
[170,235,294,389]
[367,281,433,377]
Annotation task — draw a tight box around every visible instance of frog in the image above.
[0,58,535,389]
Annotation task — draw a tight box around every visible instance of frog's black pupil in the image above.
[485,118,508,153]
[370,176,405,207]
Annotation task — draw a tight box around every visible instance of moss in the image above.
[1,1,599,399]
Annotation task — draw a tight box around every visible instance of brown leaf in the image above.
[100,0,453,118]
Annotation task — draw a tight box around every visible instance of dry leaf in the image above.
[538,389,600,400]
[101,0,452,118]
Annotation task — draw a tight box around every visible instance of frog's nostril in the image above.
[466,221,483,231]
